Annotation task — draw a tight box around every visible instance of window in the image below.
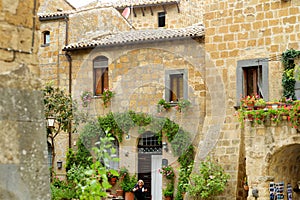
[43,31,50,45]
[158,12,165,27]
[165,69,188,102]
[236,59,269,104]
[93,56,109,96]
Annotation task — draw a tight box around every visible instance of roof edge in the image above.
[63,35,204,51]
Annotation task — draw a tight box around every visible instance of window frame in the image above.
[42,31,50,46]
[236,58,269,105]
[158,12,166,27]
[93,56,109,96]
[165,69,188,102]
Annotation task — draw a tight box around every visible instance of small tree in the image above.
[76,134,119,199]
[43,82,74,174]
[187,157,230,199]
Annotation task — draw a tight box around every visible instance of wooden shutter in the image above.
[170,74,183,101]
[93,56,108,96]
[95,68,103,95]
[243,67,258,96]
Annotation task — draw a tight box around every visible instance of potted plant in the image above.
[240,94,259,109]
[157,99,171,111]
[163,182,174,200]
[120,173,137,200]
[159,165,175,180]
[102,88,115,108]
[175,99,191,112]
[187,157,230,199]
[80,90,93,107]
[254,98,266,109]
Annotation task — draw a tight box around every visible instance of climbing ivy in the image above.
[97,111,191,150]
[175,145,195,200]
[281,49,300,99]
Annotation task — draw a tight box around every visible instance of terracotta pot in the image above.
[116,189,124,198]
[165,196,172,200]
[243,185,249,191]
[182,192,186,199]
[125,191,134,200]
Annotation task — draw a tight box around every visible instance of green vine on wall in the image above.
[281,49,300,99]
[97,111,191,154]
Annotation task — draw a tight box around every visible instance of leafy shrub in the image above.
[187,157,230,199]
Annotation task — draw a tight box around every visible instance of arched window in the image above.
[93,56,109,96]
[43,31,50,45]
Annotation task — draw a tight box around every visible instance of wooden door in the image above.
[138,154,151,200]
[137,131,162,200]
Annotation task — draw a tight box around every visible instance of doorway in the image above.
[138,131,162,200]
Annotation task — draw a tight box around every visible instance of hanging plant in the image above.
[159,165,175,180]
[102,88,115,107]
[80,91,93,107]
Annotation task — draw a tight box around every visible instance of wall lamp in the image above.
[47,116,55,128]
[162,142,168,152]
[252,188,259,198]
[57,160,63,169]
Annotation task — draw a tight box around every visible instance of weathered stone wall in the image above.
[121,0,204,29]
[68,7,132,44]
[203,0,300,199]
[67,38,206,180]
[0,0,41,75]
[39,7,132,88]
[38,19,69,89]
[38,0,74,13]
[243,121,300,200]
[0,0,51,199]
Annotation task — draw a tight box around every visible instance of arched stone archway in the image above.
[267,144,300,199]
[244,123,300,200]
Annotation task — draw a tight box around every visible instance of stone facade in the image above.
[203,0,300,199]
[243,120,300,200]
[38,0,300,199]
[0,0,51,199]
[39,0,74,13]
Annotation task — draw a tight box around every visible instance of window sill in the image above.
[168,102,178,107]
[92,95,102,99]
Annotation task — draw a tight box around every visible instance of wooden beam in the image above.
[133,7,137,17]
[176,3,180,13]
[149,6,153,15]
[162,5,167,14]
[141,7,145,16]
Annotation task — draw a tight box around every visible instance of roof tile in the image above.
[63,24,204,50]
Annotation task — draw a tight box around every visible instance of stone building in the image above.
[38,0,300,199]
[0,0,51,199]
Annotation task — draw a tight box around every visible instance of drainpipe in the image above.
[64,15,72,149]
[65,51,72,149]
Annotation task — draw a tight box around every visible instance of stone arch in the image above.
[267,144,300,189]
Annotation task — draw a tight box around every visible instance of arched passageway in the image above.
[268,144,300,199]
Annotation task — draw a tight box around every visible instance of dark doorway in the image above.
[138,131,162,200]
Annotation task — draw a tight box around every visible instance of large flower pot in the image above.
[165,196,173,200]
[125,191,134,200]
[116,189,124,198]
